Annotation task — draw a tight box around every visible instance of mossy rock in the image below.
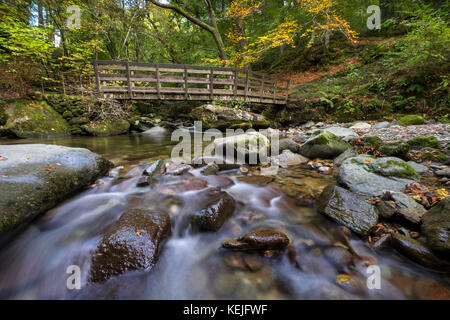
[364,135,383,146]
[1,100,70,138]
[408,136,440,148]
[379,142,410,159]
[82,119,130,137]
[421,148,448,163]
[299,131,351,159]
[398,115,424,126]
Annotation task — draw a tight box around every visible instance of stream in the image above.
[0,133,448,299]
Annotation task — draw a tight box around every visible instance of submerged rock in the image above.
[143,159,165,177]
[90,209,171,283]
[237,175,274,185]
[222,229,290,251]
[200,163,220,176]
[0,144,113,242]
[315,184,378,236]
[421,198,450,254]
[192,156,240,171]
[338,156,418,197]
[391,233,450,271]
[299,131,350,159]
[191,191,236,232]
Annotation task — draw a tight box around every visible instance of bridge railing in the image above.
[92,60,290,105]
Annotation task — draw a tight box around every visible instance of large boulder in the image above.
[191,191,236,232]
[190,104,269,130]
[315,185,378,236]
[300,131,350,159]
[0,144,113,242]
[337,156,418,197]
[82,119,130,137]
[89,209,171,283]
[214,132,270,164]
[1,100,70,138]
[421,198,450,254]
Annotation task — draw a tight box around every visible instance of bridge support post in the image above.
[285,80,290,104]
[233,69,238,99]
[245,68,249,101]
[125,61,132,99]
[93,60,101,98]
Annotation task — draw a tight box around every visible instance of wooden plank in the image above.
[273,80,278,103]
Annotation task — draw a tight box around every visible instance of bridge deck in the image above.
[93,60,290,105]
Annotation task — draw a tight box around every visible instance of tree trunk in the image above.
[146,0,227,62]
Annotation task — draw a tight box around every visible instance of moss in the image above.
[381,160,419,179]
[2,100,70,138]
[62,110,73,119]
[422,150,448,162]
[379,142,410,159]
[408,136,440,148]
[398,115,425,125]
[82,119,130,137]
[308,131,338,145]
[364,135,383,146]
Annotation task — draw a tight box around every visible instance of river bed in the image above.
[0,133,448,299]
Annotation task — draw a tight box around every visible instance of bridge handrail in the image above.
[92,60,290,104]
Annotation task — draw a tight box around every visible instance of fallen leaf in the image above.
[336,274,351,284]
[437,189,449,197]
[1,174,8,178]
[136,231,141,236]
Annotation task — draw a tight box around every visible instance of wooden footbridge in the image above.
[92,60,290,105]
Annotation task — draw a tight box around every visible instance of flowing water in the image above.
[0,133,449,300]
